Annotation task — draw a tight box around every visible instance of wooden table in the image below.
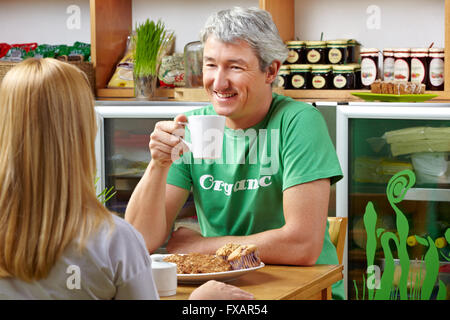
[161,264,343,300]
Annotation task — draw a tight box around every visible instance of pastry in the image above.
[227,244,261,270]
[163,253,232,274]
[370,80,426,95]
[215,243,241,261]
[370,79,382,93]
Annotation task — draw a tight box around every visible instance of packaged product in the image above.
[158,53,184,87]
[107,50,134,88]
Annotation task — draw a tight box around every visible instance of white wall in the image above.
[0,0,445,51]
[132,0,258,52]
[295,0,444,49]
[0,0,90,45]
[0,0,258,51]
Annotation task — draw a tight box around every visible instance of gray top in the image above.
[0,214,159,300]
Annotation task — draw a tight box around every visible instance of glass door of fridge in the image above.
[337,103,450,300]
[95,104,206,217]
[103,117,158,215]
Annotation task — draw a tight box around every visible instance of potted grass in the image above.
[133,19,172,99]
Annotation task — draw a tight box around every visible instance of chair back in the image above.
[328,217,347,265]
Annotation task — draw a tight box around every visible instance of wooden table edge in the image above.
[276,264,344,300]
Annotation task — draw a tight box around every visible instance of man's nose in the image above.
[213,68,229,91]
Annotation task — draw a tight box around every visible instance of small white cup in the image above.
[151,261,177,297]
[179,115,226,159]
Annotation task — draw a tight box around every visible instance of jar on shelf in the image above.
[383,48,395,81]
[277,65,290,89]
[428,47,445,91]
[326,40,347,64]
[310,65,331,89]
[332,65,355,89]
[393,48,411,82]
[305,41,327,64]
[351,64,362,89]
[285,41,306,65]
[347,39,360,63]
[360,48,379,89]
[289,64,311,89]
[183,41,203,88]
[410,48,428,86]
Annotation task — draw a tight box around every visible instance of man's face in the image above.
[202,36,273,128]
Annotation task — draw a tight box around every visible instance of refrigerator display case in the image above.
[336,102,450,300]
[94,101,207,216]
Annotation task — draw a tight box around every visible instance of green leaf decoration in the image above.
[376,228,385,238]
[415,236,429,247]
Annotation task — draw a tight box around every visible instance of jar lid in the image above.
[360,47,379,53]
[286,40,305,45]
[410,48,428,52]
[326,40,348,45]
[332,65,354,72]
[346,63,361,70]
[311,65,331,72]
[305,41,327,47]
[393,48,411,52]
[428,47,444,52]
[347,39,360,45]
[290,64,311,70]
[383,48,394,52]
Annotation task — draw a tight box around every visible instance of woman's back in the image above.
[0,214,158,300]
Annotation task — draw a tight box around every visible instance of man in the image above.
[125,7,344,299]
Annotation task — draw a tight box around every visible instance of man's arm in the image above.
[125,162,190,252]
[125,114,190,253]
[166,178,330,266]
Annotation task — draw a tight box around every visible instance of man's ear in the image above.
[266,60,281,84]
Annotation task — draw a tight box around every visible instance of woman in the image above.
[0,58,253,300]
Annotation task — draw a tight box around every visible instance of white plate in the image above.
[151,254,265,284]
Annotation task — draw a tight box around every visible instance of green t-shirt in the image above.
[167,93,344,299]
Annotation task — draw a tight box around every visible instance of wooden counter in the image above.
[161,264,343,300]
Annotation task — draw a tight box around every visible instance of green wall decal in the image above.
[356,169,448,300]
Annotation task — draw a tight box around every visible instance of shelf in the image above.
[96,87,210,101]
[97,88,174,99]
[90,0,450,103]
[96,86,448,103]
[351,184,450,198]
[284,89,367,102]
[404,187,450,202]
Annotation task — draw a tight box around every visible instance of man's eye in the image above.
[204,64,216,68]
[231,66,243,70]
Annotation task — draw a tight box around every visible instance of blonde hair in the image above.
[0,58,113,281]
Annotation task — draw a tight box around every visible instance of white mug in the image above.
[151,260,177,297]
[179,115,226,159]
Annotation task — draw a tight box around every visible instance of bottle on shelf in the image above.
[383,48,395,81]
[393,48,411,82]
[360,48,379,89]
[410,48,429,87]
[428,47,445,91]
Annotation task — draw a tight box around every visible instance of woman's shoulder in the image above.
[81,214,150,263]
[105,214,149,252]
